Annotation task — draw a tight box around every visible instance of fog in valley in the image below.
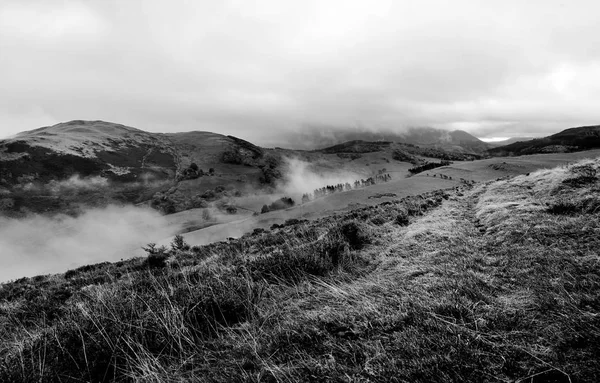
[278,157,363,197]
[0,205,178,282]
[0,159,368,281]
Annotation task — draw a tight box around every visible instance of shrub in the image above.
[146,252,168,268]
[171,234,190,251]
[392,149,417,164]
[143,243,169,268]
[221,148,243,164]
[201,190,216,200]
[338,221,370,250]
[395,211,409,226]
[283,218,301,227]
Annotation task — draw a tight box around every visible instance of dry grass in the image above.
[1,157,599,382]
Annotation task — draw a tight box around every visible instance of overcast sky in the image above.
[1,0,600,144]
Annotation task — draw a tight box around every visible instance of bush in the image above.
[221,148,243,164]
[395,211,409,226]
[143,243,169,268]
[392,149,417,164]
[260,197,295,214]
[171,234,190,251]
[146,252,168,268]
[338,221,370,250]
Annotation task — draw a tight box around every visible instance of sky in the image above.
[1,0,600,144]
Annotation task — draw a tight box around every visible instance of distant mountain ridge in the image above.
[285,126,491,154]
[489,125,600,155]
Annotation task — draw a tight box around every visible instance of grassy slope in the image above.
[167,150,600,248]
[419,149,600,182]
[1,157,599,382]
[177,176,457,248]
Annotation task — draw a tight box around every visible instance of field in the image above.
[1,153,599,382]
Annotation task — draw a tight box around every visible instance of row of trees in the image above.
[301,173,392,203]
[261,197,295,214]
[408,160,452,175]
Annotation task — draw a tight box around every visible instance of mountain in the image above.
[0,121,274,215]
[1,120,178,184]
[488,125,600,155]
[284,126,491,154]
[395,127,491,153]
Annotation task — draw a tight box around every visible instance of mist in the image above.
[47,174,109,193]
[278,157,363,196]
[0,205,179,282]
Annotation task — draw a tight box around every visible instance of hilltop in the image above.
[1,154,598,382]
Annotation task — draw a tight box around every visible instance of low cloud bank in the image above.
[0,205,178,282]
[279,157,363,196]
[47,175,109,192]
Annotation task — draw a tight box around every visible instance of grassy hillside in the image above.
[1,155,599,382]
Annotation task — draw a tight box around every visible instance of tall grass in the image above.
[3,166,599,383]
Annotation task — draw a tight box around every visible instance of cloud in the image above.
[1,0,600,142]
[278,157,362,196]
[0,205,178,282]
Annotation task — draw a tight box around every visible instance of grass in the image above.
[1,158,600,382]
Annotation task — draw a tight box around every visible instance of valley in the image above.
[1,121,600,382]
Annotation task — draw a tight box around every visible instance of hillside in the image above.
[1,120,178,184]
[0,121,279,216]
[1,155,599,382]
[318,140,482,161]
[489,125,600,155]
[0,120,488,218]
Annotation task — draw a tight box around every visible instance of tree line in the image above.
[408,160,452,175]
[301,172,392,203]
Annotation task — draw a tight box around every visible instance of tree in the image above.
[302,193,310,204]
[189,162,199,171]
